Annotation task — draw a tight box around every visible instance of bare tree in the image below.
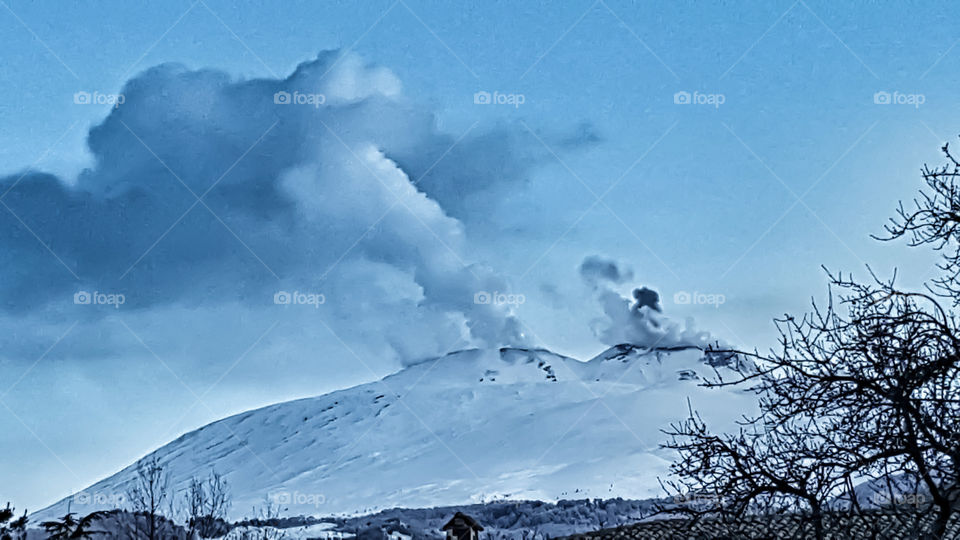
[664,271,960,538]
[237,497,288,540]
[881,138,960,302]
[184,470,231,538]
[662,403,843,539]
[662,138,960,539]
[126,456,170,540]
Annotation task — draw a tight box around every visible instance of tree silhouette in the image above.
[882,139,960,302]
[126,456,170,540]
[0,503,28,540]
[184,470,231,538]
[663,139,960,539]
[40,511,109,539]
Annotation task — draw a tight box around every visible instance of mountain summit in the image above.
[36,345,756,520]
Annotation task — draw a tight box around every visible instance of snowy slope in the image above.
[34,345,757,521]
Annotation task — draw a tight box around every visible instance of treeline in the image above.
[3,456,237,539]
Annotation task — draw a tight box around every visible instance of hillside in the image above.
[34,345,757,521]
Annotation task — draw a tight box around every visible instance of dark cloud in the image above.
[395,121,600,224]
[579,255,634,285]
[591,287,711,349]
[0,51,549,358]
[579,256,710,349]
[632,287,661,312]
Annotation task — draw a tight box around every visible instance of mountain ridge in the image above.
[34,343,757,521]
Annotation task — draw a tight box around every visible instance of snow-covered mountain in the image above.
[35,344,757,521]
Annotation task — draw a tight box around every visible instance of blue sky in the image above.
[1,0,957,513]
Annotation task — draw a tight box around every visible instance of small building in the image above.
[441,512,484,540]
